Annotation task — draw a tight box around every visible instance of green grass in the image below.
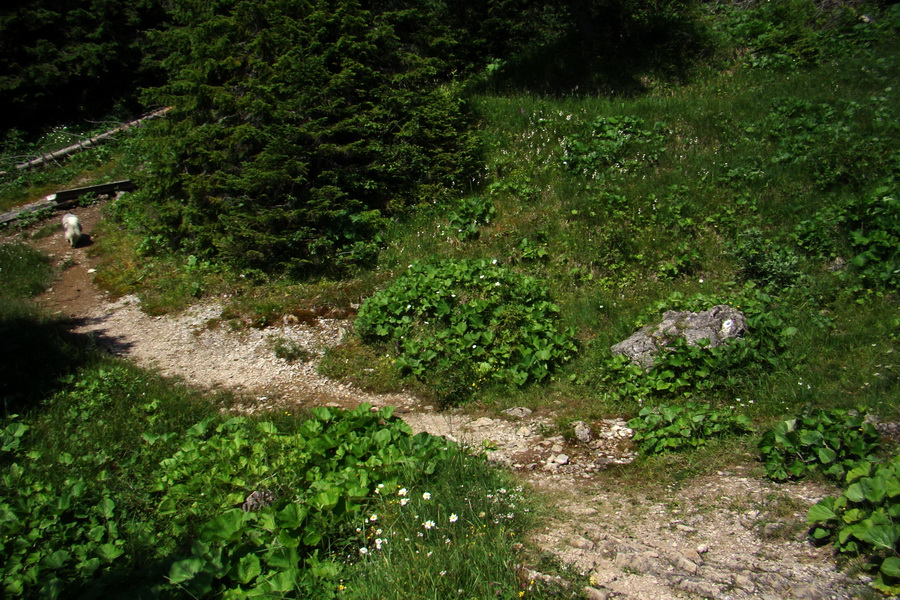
[4,3,893,431]
[0,127,137,213]
[0,242,52,299]
[1,4,899,594]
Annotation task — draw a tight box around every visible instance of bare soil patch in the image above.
[5,204,869,599]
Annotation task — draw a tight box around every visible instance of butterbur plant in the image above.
[759,408,881,482]
[808,456,900,596]
[355,259,576,403]
[628,402,753,455]
[562,115,669,179]
[446,196,495,241]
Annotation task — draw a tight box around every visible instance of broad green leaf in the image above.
[267,569,296,592]
[799,430,823,446]
[884,476,900,499]
[276,503,307,529]
[312,489,339,511]
[881,556,900,578]
[201,509,246,542]
[41,549,70,569]
[808,498,837,524]
[373,428,392,446]
[87,525,106,542]
[97,543,123,562]
[842,508,865,524]
[187,418,212,438]
[257,421,277,435]
[861,524,898,551]
[169,557,204,584]
[816,446,837,464]
[845,482,865,503]
[97,497,115,519]
[236,553,262,584]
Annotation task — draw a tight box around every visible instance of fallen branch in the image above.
[14,107,171,171]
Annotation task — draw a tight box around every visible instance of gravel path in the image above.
[10,203,870,600]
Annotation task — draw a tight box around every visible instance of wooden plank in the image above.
[0,180,134,225]
[0,201,56,226]
[53,180,135,202]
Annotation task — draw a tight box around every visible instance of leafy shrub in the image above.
[628,402,753,454]
[795,184,900,291]
[808,456,900,596]
[730,228,804,289]
[1,391,462,598]
[758,408,881,482]
[355,259,576,402]
[157,406,446,598]
[446,196,495,241]
[562,115,669,179]
[596,287,796,402]
[707,0,885,70]
[516,234,550,262]
[757,98,897,189]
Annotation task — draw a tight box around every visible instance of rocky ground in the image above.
[7,203,878,600]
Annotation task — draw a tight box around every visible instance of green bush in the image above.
[808,455,900,596]
[1,383,474,598]
[707,0,885,70]
[596,287,796,402]
[730,228,804,290]
[759,408,881,482]
[795,184,900,292]
[562,115,669,179]
[355,259,576,403]
[628,402,753,455]
[758,99,898,189]
[446,196,495,241]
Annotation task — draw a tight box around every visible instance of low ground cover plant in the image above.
[355,259,576,403]
[562,115,669,179]
[446,196,496,241]
[808,455,900,596]
[594,287,797,405]
[795,183,900,293]
[758,408,881,482]
[628,402,753,455]
[1,360,533,598]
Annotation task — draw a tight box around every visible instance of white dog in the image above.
[62,213,82,247]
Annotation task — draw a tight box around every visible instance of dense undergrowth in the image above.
[2,0,900,596]
[0,249,552,598]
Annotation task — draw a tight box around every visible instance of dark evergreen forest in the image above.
[1,0,704,275]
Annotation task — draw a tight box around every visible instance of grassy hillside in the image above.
[2,1,899,597]
[324,4,900,422]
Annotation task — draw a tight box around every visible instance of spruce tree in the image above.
[133,0,479,276]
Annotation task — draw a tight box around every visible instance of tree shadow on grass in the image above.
[480,6,712,98]
[0,299,132,416]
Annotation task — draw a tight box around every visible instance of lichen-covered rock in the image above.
[611,305,746,368]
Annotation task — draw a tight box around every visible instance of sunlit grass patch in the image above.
[338,455,561,600]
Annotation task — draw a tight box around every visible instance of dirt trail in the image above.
[9,204,869,600]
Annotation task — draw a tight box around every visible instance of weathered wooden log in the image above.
[14,107,171,171]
